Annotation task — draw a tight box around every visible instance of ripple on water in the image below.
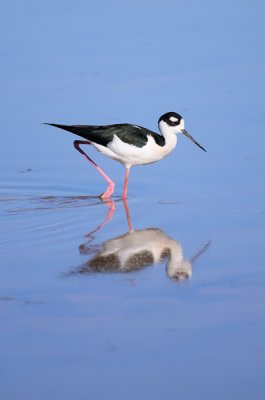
[0,193,107,215]
[0,181,119,251]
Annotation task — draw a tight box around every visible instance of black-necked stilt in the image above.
[45,112,206,198]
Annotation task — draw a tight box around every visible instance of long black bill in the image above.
[181,129,207,152]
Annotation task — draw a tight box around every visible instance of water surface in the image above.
[1,0,265,399]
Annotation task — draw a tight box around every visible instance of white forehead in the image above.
[169,116,179,122]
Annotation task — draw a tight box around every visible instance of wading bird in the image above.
[45,112,206,198]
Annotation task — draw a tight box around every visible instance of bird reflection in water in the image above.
[75,199,210,281]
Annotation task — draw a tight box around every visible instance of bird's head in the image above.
[158,112,206,152]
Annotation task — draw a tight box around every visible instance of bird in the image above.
[45,112,206,198]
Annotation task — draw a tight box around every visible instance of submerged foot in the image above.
[99,183,115,199]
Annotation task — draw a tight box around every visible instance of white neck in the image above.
[157,120,178,155]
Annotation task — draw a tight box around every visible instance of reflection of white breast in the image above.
[101,229,168,268]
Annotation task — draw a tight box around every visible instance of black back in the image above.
[45,123,165,148]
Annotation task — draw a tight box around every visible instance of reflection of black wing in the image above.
[45,123,165,148]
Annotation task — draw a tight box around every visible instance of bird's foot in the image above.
[99,183,115,199]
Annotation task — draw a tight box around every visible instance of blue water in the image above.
[1,1,265,399]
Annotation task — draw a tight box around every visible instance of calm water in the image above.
[1,1,265,399]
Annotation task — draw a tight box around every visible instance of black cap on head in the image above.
[158,111,207,152]
[158,112,183,127]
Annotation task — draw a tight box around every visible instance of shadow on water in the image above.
[69,199,211,281]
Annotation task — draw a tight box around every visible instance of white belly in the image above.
[92,134,177,168]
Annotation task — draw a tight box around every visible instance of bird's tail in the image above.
[43,123,95,141]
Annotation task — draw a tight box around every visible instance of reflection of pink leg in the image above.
[102,199,116,227]
[74,140,115,198]
[122,167,130,199]
[84,199,116,238]
[79,200,116,252]
[122,197,133,232]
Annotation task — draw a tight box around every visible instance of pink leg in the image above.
[122,167,130,199]
[74,140,115,199]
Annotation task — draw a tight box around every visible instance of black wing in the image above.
[44,123,165,148]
